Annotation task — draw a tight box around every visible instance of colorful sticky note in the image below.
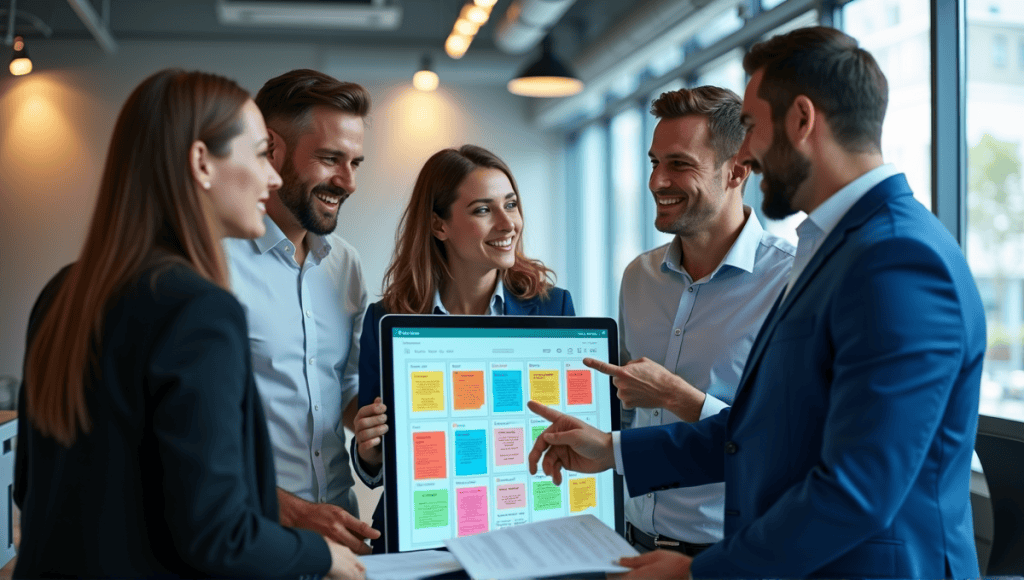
[453,370,485,410]
[496,483,527,510]
[454,429,487,476]
[569,477,597,512]
[456,486,489,537]
[413,431,447,480]
[411,371,445,412]
[493,427,525,466]
[567,370,593,405]
[532,480,562,511]
[413,489,449,529]
[529,370,560,405]
[492,370,523,412]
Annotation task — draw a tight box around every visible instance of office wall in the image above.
[0,39,565,521]
[0,39,566,379]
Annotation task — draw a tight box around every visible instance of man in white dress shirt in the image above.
[225,69,379,554]
[586,86,793,557]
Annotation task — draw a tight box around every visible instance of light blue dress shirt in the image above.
[225,215,367,515]
[784,164,901,298]
[615,207,795,544]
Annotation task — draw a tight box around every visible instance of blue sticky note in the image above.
[492,370,522,412]
[455,429,487,476]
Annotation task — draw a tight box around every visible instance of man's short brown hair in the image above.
[650,86,745,165]
[255,69,370,142]
[743,26,888,153]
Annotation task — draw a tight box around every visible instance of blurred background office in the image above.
[1,0,1022,561]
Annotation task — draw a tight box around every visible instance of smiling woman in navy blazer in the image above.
[349,145,574,550]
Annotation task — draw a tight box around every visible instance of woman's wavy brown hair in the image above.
[24,69,250,446]
[381,145,554,314]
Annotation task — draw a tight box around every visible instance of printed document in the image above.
[443,514,639,580]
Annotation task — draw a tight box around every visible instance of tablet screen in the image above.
[380,316,621,552]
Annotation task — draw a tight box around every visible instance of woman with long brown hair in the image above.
[349,144,575,551]
[14,69,363,579]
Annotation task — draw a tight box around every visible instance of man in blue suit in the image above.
[528,26,985,578]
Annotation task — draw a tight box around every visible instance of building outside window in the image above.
[966,0,1024,422]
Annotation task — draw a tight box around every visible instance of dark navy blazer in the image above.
[621,175,985,578]
[353,286,575,551]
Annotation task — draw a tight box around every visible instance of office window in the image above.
[967,0,1024,422]
[694,4,744,49]
[993,34,1009,68]
[609,107,646,318]
[1019,37,1024,70]
[578,124,610,317]
[695,49,746,96]
[845,0,932,211]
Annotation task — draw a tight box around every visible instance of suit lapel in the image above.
[732,175,912,404]
[502,288,536,315]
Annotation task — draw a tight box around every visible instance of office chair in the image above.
[973,414,1024,575]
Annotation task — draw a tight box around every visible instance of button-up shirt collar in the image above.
[253,214,332,265]
[432,278,506,315]
[661,206,764,282]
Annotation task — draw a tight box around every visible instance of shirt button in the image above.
[309,357,315,365]
[305,310,312,318]
[653,410,659,417]
[314,405,320,411]
[315,450,321,457]
[688,287,694,293]
[725,441,739,454]
[674,328,681,336]
[647,493,653,498]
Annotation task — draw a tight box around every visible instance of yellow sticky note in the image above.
[411,371,445,412]
[569,477,596,512]
[529,370,560,405]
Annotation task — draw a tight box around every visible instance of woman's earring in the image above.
[202,182,211,190]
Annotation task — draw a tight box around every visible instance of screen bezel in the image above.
[378,314,622,553]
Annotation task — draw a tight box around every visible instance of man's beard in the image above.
[760,124,810,221]
[277,156,347,236]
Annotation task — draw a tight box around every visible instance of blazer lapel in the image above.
[732,174,912,403]
[502,288,536,315]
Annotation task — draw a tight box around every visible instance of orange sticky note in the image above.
[413,431,447,480]
[453,371,485,410]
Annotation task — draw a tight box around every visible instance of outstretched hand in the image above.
[526,400,615,485]
[584,357,706,422]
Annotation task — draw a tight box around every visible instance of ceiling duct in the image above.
[216,0,402,30]
[494,0,576,54]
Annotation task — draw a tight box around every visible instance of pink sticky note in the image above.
[494,427,525,466]
[496,483,527,510]
[457,486,489,537]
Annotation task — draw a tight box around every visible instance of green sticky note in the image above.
[531,425,546,443]
[532,480,562,511]
[414,490,449,529]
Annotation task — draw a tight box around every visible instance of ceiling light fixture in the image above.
[413,54,439,91]
[9,35,31,76]
[507,36,583,98]
[444,1,493,59]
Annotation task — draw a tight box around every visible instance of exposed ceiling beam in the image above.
[66,0,117,53]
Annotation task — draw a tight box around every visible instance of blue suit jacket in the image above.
[353,286,574,552]
[621,175,985,578]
